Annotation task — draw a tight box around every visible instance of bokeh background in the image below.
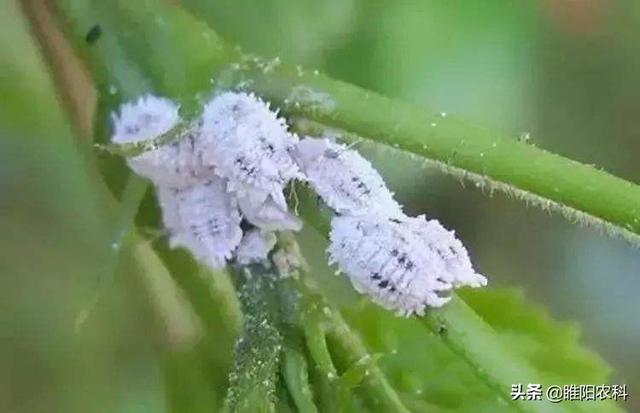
[2,0,639,411]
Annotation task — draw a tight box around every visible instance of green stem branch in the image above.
[57,0,640,242]
[224,265,284,413]
[232,61,640,242]
[293,278,411,413]
[281,348,319,413]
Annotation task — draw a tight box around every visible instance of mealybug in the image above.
[200,92,302,208]
[402,215,487,288]
[293,137,402,216]
[328,214,452,316]
[111,95,207,188]
[156,178,243,269]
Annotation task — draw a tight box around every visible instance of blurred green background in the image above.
[2,0,639,411]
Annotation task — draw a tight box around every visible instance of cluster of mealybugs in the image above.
[112,92,486,316]
[292,137,486,315]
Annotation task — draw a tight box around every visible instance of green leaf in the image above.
[343,288,620,413]
[181,0,356,67]
[56,0,231,110]
[459,288,611,386]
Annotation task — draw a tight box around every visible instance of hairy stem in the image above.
[224,265,284,413]
[232,62,640,243]
[56,0,640,241]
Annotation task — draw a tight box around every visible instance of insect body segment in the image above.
[126,129,211,188]
[293,137,402,216]
[155,185,185,247]
[329,215,453,316]
[404,216,487,288]
[200,92,302,208]
[170,178,243,269]
[111,95,207,187]
[111,95,180,145]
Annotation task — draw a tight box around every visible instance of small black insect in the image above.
[85,24,102,44]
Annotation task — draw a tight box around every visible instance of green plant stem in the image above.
[74,174,148,330]
[295,305,338,412]
[293,278,411,413]
[325,318,409,413]
[232,61,640,241]
[304,323,338,379]
[109,175,149,250]
[129,240,202,349]
[336,353,382,411]
[224,265,284,413]
[281,348,319,413]
[421,298,561,413]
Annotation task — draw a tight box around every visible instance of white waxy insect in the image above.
[293,137,402,216]
[235,229,277,265]
[111,95,208,188]
[111,95,179,145]
[402,216,487,289]
[155,178,243,269]
[200,92,302,208]
[328,214,453,316]
[237,194,302,231]
[117,93,485,314]
[155,185,185,248]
